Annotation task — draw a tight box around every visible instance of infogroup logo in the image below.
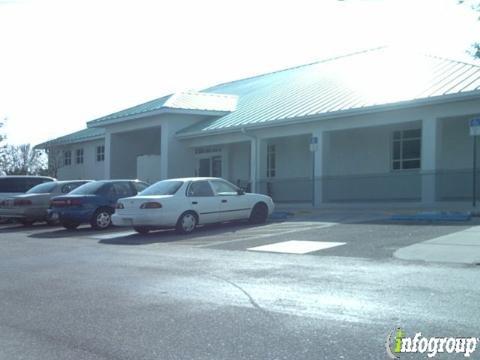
[386,328,479,359]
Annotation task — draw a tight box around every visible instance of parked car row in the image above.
[0,176,275,234]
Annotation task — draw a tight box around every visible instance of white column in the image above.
[160,124,169,180]
[250,138,258,192]
[104,132,111,179]
[312,129,326,207]
[421,117,439,204]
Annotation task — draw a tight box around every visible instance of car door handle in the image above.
[192,201,198,205]
[221,199,227,203]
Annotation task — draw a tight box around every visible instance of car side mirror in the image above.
[237,189,245,195]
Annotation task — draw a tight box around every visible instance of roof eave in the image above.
[35,135,105,149]
[87,108,232,128]
[176,90,480,139]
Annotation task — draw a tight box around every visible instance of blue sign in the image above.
[470,118,480,127]
[470,118,480,136]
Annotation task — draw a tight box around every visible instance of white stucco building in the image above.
[36,47,480,206]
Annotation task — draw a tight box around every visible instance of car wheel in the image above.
[176,211,197,234]
[61,221,79,230]
[91,208,113,230]
[248,203,268,224]
[134,226,150,234]
[19,219,34,227]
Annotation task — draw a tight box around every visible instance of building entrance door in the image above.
[196,155,222,177]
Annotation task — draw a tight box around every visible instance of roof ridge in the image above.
[203,46,388,92]
[422,52,480,69]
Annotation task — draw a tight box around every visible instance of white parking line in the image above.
[92,231,137,240]
[248,240,346,254]
[196,222,337,248]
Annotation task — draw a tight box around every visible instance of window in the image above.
[76,149,84,164]
[187,181,214,197]
[26,182,57,194]
[392,129,421,170]
[112,182,132,197]
[140,181,183,195]
[70,182,105,195]
[133,181,150,194]
[61,181,87,194]
[64,150,72,166]
[211,180,238,195]
[96,145,105,162]
[266,144,276,177]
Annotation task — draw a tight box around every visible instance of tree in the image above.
[0,118,7,175]
[44,147,64,178]
[459,0,480,59]
[1,144,47,175]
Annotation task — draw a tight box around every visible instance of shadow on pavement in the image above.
[98,221,280,246]
[0,222,59,234]
[27,226,126,239]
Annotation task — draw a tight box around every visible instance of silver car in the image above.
[0,180,91,225]
[0,175,56,203]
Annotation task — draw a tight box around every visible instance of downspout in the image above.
[241,127,258,193]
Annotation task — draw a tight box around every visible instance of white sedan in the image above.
[112,177,275,234]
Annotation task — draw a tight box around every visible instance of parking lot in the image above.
[2,211,480,359]
[2,211,478,261]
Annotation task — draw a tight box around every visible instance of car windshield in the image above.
[140,180,183,196]
[69,181,106,195]
[26,182,57,194]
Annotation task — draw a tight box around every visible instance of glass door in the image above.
[196,156,222,177]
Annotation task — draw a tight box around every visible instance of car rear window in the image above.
[26,182,57,194]
[61,182,88,194]
[140,181,183,196]
[0,177,52,193]
[69,181,105,195]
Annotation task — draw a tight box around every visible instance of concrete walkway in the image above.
[394,226,480,265]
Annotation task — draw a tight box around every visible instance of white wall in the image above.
[261,134,312,179]
[56,139,105,180]
[110,128,161,180]
[164,115,199,179]
[326,122,421,176]
[103,113,210,180]
[438,116,473,170]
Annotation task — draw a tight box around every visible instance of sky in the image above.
[0,0,479,145]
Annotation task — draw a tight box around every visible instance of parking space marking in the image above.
[248,240,346,254]
[195,222,336,248]
[92,231,137,240]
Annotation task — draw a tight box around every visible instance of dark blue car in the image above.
[49,180,149,230]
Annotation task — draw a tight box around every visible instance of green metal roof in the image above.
[87,91,238,127]
[39,47,480,146]
[177,47,480,136]
[35,127,105,149]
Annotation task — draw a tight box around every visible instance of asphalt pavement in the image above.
[1,214,480,359]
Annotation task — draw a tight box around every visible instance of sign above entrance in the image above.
[469,118,480,136]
